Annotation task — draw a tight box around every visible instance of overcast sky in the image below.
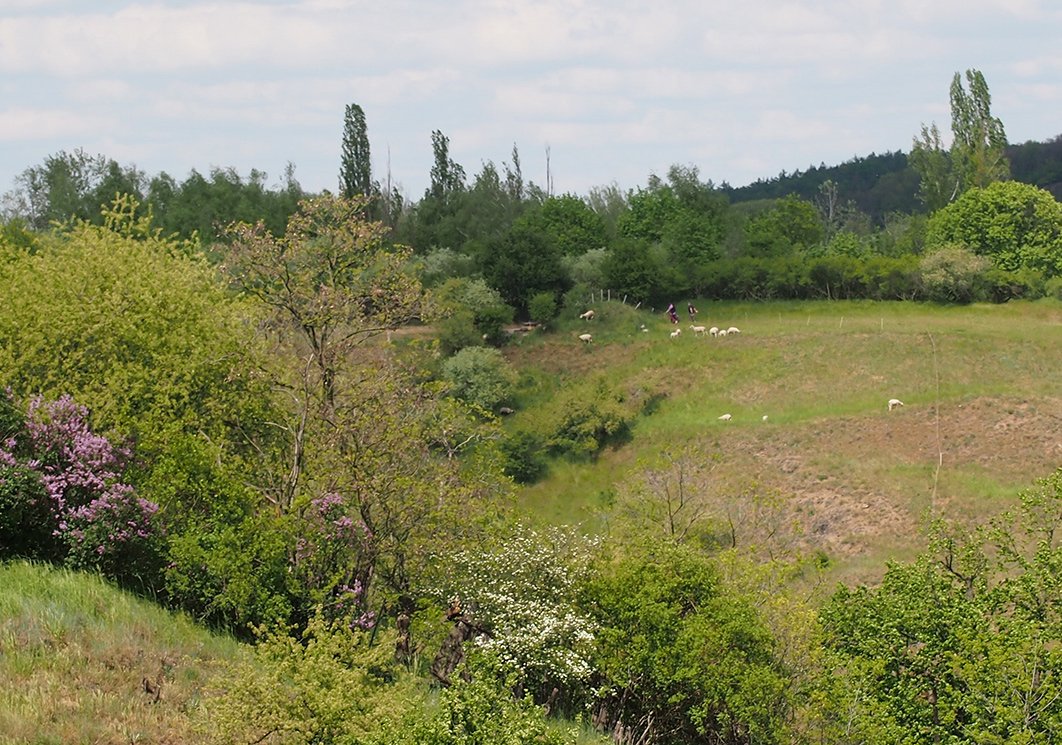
[2,0,1060,202]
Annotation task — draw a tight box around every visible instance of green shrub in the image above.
[207,614,411,745]
[378,650,577,745]
[0,464,56,561]
[437,309,485,356]
[1046,275,1062,301]
[528,290,559,327]
[442,346,518,413]
[546,382,632,460]
[919,244,991,303]
[583,544,790,744]
[435,277,514,348]
[500,430,547,484]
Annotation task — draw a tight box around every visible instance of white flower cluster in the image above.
[445,526,600,689]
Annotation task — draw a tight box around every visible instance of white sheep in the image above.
[727,326,741,335]
[670,328,682,339]
[888,398,904,411]
[762,415,768,422]
[709,326,720,337]
[717,328,728,337]
[578,333,593,344]
[579,309,595,321]
[717,413,732,422]
[690,324,707,336]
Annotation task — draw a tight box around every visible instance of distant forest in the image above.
[724,135,1062,223]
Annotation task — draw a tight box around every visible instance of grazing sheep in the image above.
[670,328,682,339]
[578,333,593,344]
[888,398,904,411]
[579,309,595,321]
[762,415,768,422]
[717,413,732,422]
[727,326,741,335]
[717,329,728,337]
[690,324,707,336]
[709,326,719,337]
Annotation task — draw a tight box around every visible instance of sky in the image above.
[2,0,1061,203]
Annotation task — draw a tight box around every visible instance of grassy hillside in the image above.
[0,561,243,744]
[502,299,1062,585]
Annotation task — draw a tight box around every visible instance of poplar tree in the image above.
[949,69,1010,191]
[910,69,1009,211]
[340,103,373,199]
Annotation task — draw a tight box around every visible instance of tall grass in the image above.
[0,561,244,744]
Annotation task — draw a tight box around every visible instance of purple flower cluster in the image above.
[293,492,377,629]
[1,393,162,575]
[310,492,373,544]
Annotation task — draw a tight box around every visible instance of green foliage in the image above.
[482,222,568,316]
[602,238,660,302]
[561,248,609,290]
[744,194,824,257]
[6,149,147,230]
[925,180,1062,277]
[165,511,294,634]
[438,309,488,356]
[583,544,790,744]
[918,244,992,303]
[442,346,518,413]
[910,122,957,212]
[435,277,514,351]
[520,195,608,256]
[0,464,54,560]
[544,381,632,460]
[819,471,1062,744]
[499,429,548,484]
[380,651,578,745]
[0,216,39,255]
[911,70,1009,211]
[341,102,374,200]
[528,290,559,327]
[148,164,306,245]
[0,195,267,455]
[420,247,478,287]
[949,69,1010,191]
[207,614,411,745]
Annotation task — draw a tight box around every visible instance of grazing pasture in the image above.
[502,299,1062,584]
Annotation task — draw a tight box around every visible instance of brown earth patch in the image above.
[642,395,1062,562]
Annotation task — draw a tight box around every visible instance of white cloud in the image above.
[2,0,1061,197]
[0,107,116,140]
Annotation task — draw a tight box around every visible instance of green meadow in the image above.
[502,299,1061,582]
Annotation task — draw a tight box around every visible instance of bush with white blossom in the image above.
[430,525,599,708]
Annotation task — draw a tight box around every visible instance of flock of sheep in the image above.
[575,308,907,420]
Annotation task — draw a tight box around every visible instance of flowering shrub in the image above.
[292,491,376,629]
[429,526,599,709]
[0,393,164,588]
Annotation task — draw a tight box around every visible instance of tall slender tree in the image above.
[949,69,1010,191]
[340,103,373,199]
[428,129,466,201]
[910,69,1009,211]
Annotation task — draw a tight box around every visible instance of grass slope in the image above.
[503,299,1062,584]
[0,561,243,744]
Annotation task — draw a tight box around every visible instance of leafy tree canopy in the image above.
[925,180,1062,276]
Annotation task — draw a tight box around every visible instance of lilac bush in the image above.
[292,491,376,629]
[0,393,164,587]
